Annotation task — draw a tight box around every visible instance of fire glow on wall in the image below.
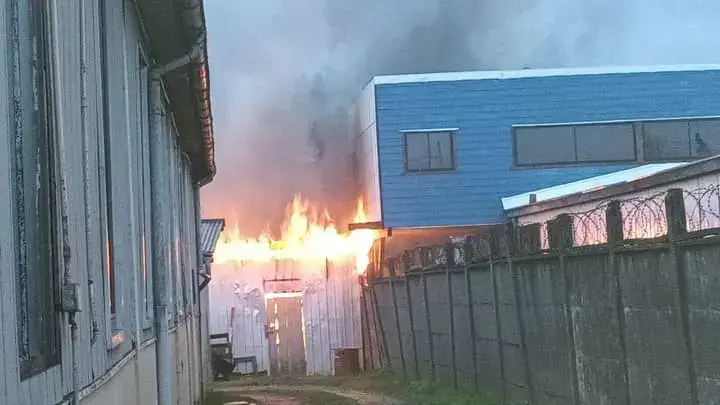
[209,195,378,376]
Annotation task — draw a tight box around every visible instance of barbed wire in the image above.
[620,192,668,240]
[382,185,720,271]
[683,185,720,231]
[568,202,611,246]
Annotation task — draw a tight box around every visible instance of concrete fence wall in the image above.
[364,189,720,405]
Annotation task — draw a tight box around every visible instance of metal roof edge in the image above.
[372,63,720,85]
[506,155,720,218]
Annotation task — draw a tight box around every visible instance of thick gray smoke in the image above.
[201,0,720,236]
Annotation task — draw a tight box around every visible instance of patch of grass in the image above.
[388,380,502,405]
[204,390,228,405]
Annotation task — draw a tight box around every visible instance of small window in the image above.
[403,131,456,172]
[643,120,691,161]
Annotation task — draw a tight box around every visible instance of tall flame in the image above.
[214,195,377,274]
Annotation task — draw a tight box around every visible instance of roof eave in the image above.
[136,0,216,186]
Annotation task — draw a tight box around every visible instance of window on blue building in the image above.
[514,122,636,166]
[514,117,720,167]
[403,130,456,172]
[644,118,720,161]
[575,123,636,162]
[514,126,576,165]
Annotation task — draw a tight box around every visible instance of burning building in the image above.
[209,195,376,375]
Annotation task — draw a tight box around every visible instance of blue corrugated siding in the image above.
[375,69,720,228]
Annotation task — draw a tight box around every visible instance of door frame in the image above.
[263,291,305,376]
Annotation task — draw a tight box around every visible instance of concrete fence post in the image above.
[606,200,633,405]
[505,221,536,404]
[486,236,507,402]
[360,285,370,371]
[665,188,699,405]
[463,239,480,392]
[548,215,581,405]
[388,258,407,380]
[445,243,458,390]
[402,252,420,380]
[370,285,391,372]
[420,254,436,383]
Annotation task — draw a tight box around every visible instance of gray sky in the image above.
[201,0,720,236]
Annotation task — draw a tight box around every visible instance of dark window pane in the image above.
[575,123,636,162]
[405,132,430,171]
[643,121,690,161]
[690,119,720,157]
[515,126,575,165]
[428,131,454,170]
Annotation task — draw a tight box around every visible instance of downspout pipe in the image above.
[193,187,207,402]
[149,79,173,405]
[150,3,209,401]
[79,0,100,347]
[150,21,204,405]
[74,0,90,401]
[150,44,202,80]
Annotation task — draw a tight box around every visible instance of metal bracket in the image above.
[61,282,81,313]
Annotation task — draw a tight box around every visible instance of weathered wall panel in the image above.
[357,82,382,222]
[0,0,210,403]
[684,246,720,404]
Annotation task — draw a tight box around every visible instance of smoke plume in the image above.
[201,0,720,236]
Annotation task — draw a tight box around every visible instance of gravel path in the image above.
[215,384,402,405]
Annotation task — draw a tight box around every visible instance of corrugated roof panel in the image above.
[200,218,225,255]
[501,162,689,211]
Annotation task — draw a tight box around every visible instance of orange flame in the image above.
[214,195,377,274]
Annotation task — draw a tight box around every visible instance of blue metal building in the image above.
[354,65,720,229]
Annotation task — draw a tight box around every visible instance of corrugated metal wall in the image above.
[302,259,363,375]
[210,257,363,376]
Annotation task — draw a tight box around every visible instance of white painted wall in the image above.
[516,172,720,247]
[0,0,210,404]
[356,81,382,222]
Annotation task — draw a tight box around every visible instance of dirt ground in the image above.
[222,393,302,405]
[211,373,500,405]
[214,379,402,405]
